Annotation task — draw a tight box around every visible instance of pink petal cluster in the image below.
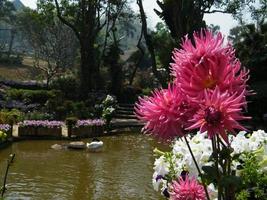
[171,30,249,101]
[135,29,250,141]
[135,84,195,140]
[169,176,206,200]
[187,87,250,143]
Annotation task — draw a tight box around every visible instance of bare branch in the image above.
[54,0,81,43]
[204,9,232,14]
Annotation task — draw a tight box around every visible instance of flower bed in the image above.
[0,124,12,139]
[18,120,63,137]
[71,119,105,138]
[0,124,11,133]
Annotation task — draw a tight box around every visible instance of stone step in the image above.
[117,107,135,112]
[118,103,135,108]
[116,110,134,115]
[112,123,143,129]
[114,114,137,119]
[111,119,144,129]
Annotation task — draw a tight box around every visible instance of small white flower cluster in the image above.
[152,130,267,197]
[103,95,117,106]
[152,133,213,193]
[230,130,267,172]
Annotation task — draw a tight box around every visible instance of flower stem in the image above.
[184,136,210,200]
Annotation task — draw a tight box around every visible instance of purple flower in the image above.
[18,120,64,128]
[0,124,11,132]
[75,119,105,128]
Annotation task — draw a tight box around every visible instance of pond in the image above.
[0,133,168,200]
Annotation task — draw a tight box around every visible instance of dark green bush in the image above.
[247,81,267,129]
[0,53,23,65]
[50,75,79,100]
[65,117,78,128]
[24,111,53,120]
[6,89,59,104]
[46,100,94,120]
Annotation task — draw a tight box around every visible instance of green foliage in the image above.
[0,131,7,142]
[142,88,152,96]
[229,22,267,83]
[50,75,79,100]
[235,153,267,200]
[0,0,15,22]
[0,109,23,124]
[16,6,78,86]
[65,117,78,128]
[103,43,123,96]
[102,95,118,108]
[24,111,53,120]
[101,95,117,129]
[0,53,23,65]
[230,21,267,123]
[236,190,249,200]
[6,89,58,104]
[46,99,94,120]
[151,22,174,78]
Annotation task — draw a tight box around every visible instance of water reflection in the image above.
[0,133,168,200]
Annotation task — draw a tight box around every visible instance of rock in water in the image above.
[51,144,63,150]
[68,141,86,149]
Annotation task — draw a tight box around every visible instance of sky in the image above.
[20,0,237,36]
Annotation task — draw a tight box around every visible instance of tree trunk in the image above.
[137,0,167,88]
[80,40,101,97]
[7,29,15,59]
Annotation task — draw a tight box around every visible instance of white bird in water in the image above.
[86,138,103,152]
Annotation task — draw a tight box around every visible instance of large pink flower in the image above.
[187,87,250,143]
[171,29,249,102]
[135,84,196,140]
[169,176,206,200]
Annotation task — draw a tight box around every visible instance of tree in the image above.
[228,1,267,124]
[137,0,167,87]
[229,0,267,83]
[17,8,78,87]
[103,43,123,96]
[0,0,15,58]
[0,0,15,21]
[37,0,131,97]
[51,0,108,95]
[151,22,174,78]
[154,0,255,42]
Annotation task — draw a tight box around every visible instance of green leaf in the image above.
[219,146,232,160]
[221,175,242,189]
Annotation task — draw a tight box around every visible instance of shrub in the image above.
[0,109,24,124]
[0,130,7,142]
[50,75,79,100]
[46,100,94,120]
[24,111,53,120]
[65,117,78,128]
[6,89,58,104]
[0,53,23,65]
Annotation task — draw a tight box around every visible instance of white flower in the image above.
[153,156,170,176]
[208,183,218,200]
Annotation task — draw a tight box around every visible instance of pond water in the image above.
[0,133,168,200]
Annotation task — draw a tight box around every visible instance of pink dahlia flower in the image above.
[187,87,250,143]
[135,84,196,140]
[171,29,249,102]
[169,176,206,200]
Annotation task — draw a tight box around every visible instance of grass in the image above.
[0,56,43,81]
